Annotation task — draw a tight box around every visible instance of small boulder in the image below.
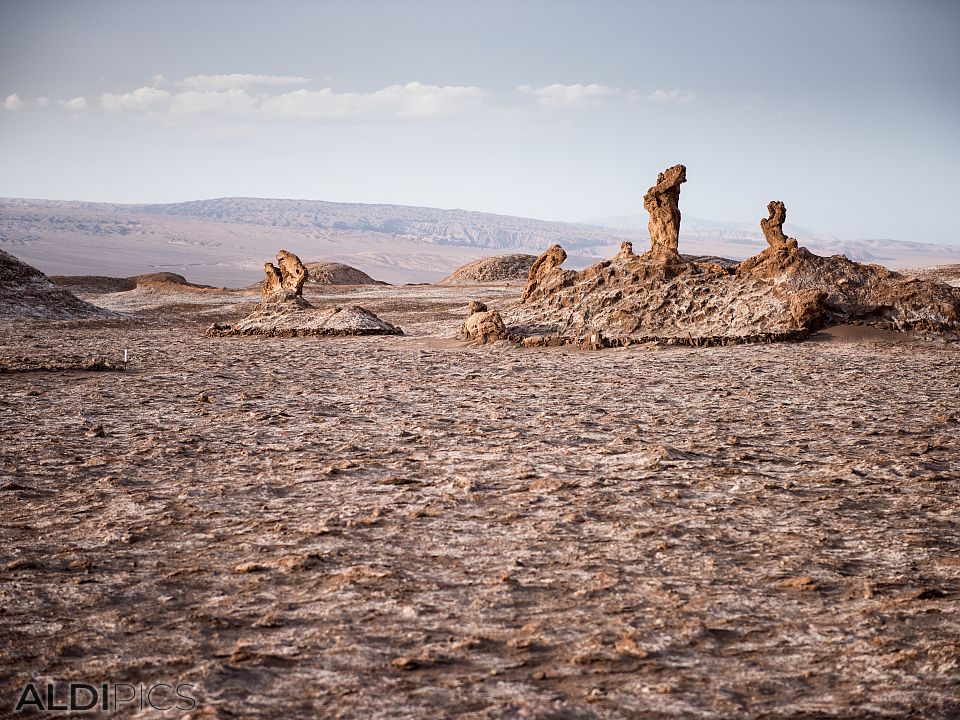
[462,310,508,344]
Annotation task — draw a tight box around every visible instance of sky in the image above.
[1,0,958,243]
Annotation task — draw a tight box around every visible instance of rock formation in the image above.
[439,254,538,286]
[642,164,686,256]
[460,303,508,344]
[208,304,402,338]
[521,245,570,302]
[760,201,798,250]
[209,249,402,338]
[0,249,108,320]
[263,250,308,297]
[501,165,960,346]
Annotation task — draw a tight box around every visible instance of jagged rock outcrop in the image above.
[263,250,308,297]
[209,250,401,338]
[501,165,960,346]
[521,245,571,302]
[0,249,108,320]
[642,164,686,257]
[439,254,538,286]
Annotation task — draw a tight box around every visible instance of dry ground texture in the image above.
[1,283,959,719]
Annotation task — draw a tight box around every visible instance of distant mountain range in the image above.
[1,196,958,286]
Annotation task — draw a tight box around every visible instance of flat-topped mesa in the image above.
[760,201,799,250]
[642,164,686,257]
[262,249,308,298]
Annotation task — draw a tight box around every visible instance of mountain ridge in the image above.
[1,196,958,286]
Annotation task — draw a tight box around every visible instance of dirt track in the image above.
[1,285,959,718]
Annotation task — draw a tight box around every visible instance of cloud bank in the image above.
[518,83,621,108]
[7,75,695,122]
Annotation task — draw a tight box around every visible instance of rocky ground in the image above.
[1,283,959,718]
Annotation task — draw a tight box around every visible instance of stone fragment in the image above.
[467,300,488,315]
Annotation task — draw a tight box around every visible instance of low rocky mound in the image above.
[51,272,212,294]
[501,165,960,347]
[305,262,385,285]
[50,276,138,293]
[129,272,212,289]
[208,250,402,338]
[1,249,108,320]
[439,254,538,285]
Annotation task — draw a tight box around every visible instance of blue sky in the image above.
[1,0,958,243]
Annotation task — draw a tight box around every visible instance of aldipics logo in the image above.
[14,682,197,713]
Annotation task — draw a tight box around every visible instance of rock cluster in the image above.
[504,165,960,346]
[208,250,401,338]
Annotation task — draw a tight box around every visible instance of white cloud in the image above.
[35,96,50,107]
[90,79,482,120]
[261,81,483,118]
[101,86,171,113]
[60,96,87,112]
[181,73,310,91]
[518,83,621,108]
[647,89,696,104]
[169,88,259,115]
[4,93,25,110]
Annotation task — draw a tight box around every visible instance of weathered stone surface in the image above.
[504,182,960,345]
[467,300,488,315]
[760,201,799,250]
[263,250,308,298]
[617,241,634,259]
[520,245,571,302]
[642,164,686,257]
[461,310,508,344]
[207,302,402,338]
[263,262,285,296]
[277,250,308,295]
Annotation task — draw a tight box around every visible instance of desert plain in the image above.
[1,275,959,719]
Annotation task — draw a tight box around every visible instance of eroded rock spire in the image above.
[760,201,799,250]
[263,249,308,297]
[642,164,686,256]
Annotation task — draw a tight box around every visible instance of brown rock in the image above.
[262,249,308,298]
[790,289,827,331]
[521,244,569,302]
[262,263,284,297]
[642,164,686,257]
[760,201,799,249]
[462,310,508,344]
[467,300,488,315]
[277,249,308,295]
[617,241,635,258]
